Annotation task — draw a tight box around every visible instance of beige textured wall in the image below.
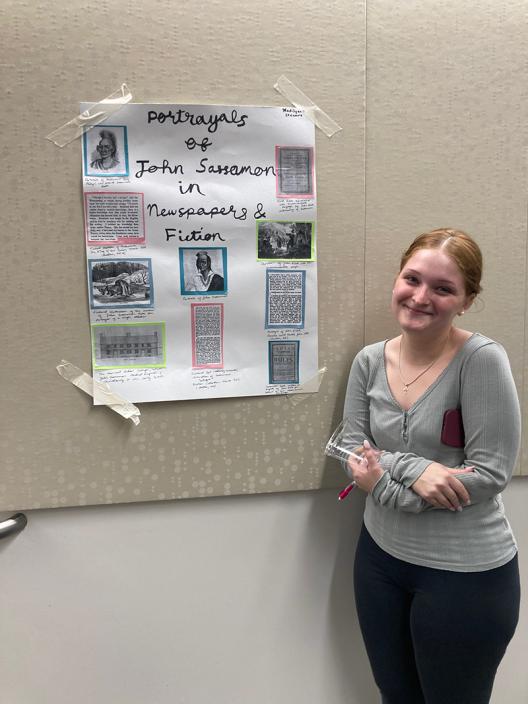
[1,3,527,704]
[365,0,528,473]
[3,0,527,512]
[2,0,366,510]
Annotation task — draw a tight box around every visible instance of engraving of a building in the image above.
[99,330,161,359]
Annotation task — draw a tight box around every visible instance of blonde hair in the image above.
[400,228,482,296]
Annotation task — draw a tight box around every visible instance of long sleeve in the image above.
[343,348,433,513]
[454,343,520,500]
[341,351,375,455]
[355,334,519,572]
[383,342,521,504]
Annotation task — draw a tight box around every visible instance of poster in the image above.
[81,104,318,403]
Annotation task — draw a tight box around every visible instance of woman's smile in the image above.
[402,304,432,316]
[392,249,470,335]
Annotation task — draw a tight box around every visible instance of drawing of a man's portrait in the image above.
[179,247,228,296]
[83,125,129,177]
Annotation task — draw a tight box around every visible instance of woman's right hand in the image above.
[347,441,384,494]
[411,462,474,511]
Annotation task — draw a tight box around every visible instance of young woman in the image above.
[343,229,521,704]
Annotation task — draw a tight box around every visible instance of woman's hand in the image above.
[411,462,474,511]
[347,440,384,493]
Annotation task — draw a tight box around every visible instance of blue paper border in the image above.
[268,340,300,385]
[179,247,228,296]
[264,269,306,329]
[88,257,154,310]
[83,124,129,177]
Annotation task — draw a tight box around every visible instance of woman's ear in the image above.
[461,293,476,315]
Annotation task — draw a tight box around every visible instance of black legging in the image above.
[353,524,520,704]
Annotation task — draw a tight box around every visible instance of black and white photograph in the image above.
[275,145,314,197]
[83,124,129,177]
[92,322,166,369]
[179,247,228,295]
[88,259,153,309]
[257,220,314,261]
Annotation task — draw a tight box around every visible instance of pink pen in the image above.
[338,449,369,501]
[338,481,356,501]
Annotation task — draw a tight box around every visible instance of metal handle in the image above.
[0,513,27,539]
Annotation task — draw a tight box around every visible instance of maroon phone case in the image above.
[441,408,465,447]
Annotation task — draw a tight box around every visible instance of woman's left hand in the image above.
[347,440,384,493]
[411,462,474,510]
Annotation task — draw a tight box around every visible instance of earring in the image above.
[459,310,465,316]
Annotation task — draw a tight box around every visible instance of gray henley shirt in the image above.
[343,333,520,571]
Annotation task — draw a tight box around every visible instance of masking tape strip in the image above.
[56,360,141,425]
[286,366,328,406]
[46,83,133,147]
[274,76,342,137]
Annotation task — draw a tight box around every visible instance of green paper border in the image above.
[256,219,316,262]
[91,321,167,370]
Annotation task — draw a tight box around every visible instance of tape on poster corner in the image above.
[56,360,141,425]
[46,83,133,148]
[274,76,342,137]
[287,366,328,406]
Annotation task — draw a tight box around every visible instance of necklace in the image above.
[398,333,450,393]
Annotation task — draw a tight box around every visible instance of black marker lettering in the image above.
[253,202,267,219]
[146,109,249,134]
[195,157,275,177]
[135,160,184,178]
[147,201,248,221]
[178,228,226,243]
[178,180,205,196]
[185,136,213,152]
[165,228,179,241]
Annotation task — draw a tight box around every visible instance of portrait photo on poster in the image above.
[88,258,153,309]
[83,124,129,177]
[179,247,228,295]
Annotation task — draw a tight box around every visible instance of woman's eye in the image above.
[404,276,418,284]
[437,287,453,294]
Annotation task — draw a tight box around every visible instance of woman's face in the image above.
[391,248,472,336]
